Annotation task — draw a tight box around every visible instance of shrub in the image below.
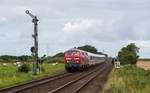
[118,43,139,65]
[41,67,45,72]
[51,57,64,63]
[18,63,30,73]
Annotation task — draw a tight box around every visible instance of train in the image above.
[64,48,107,72]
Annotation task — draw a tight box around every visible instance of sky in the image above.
[0,0,150,58]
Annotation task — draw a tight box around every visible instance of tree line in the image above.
[0,45,107,63]
[0,55,32,62]
[0,44,139,65]
[53,45,108,57]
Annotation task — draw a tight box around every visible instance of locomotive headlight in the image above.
[66,58,72,60]
[75,58,79,60]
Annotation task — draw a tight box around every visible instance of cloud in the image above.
[0,16,6,23]
[0,34,6,37]
[61,19,103,46]
[128,40,150,48]
[0,0,150,58]
[63,19,103,32]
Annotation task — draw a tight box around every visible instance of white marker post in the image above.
[115,61,120,68]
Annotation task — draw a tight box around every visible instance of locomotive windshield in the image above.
[73,51,79,56]
[67,51,72,56]
[67,50,79,56]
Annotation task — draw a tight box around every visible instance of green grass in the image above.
[0,63,66,88]
[102,65,150,93]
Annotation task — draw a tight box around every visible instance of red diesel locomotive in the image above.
[65,48,106,71]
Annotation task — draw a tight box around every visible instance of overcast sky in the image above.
[0,0,150,58]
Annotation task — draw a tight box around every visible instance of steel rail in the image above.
[49,63,106,93]
[0,73,72,93]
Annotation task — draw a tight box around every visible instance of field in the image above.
[102,65,150,93]
[0,63,66,88]
[138,59,150,61]
[136,61,150,70]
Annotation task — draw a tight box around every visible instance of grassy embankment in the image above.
[102,65,150,93]
[0,63,66,88]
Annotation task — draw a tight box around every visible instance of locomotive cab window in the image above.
[73,51,79,56]
[67,51,72,56]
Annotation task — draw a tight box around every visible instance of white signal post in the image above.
[26,10,39,75]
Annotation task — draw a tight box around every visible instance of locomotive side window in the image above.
[67,51,72,56]
[81,52,84,56]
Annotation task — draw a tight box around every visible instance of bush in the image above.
[118,43,139,65]
[118,52,137,65]
[41,67,45,72]
[18,63,30,73]
[51,57,64,63]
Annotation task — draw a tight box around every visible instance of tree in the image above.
[97,52,103,55]
[52,45,108,58]
[118,43,139,65]
[0,55,18,62]
[18,55,32,61]
[104,54,108,57]
[78,45,108,57]
[53,52,65,57]
[0,55,32,62]
[78,45,98,54]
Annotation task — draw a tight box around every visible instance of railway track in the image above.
[0,73,72,93]
[78,63,113,93]
[49,63,108,93]
[0,61,111,93]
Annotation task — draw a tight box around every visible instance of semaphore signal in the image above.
[26,10,39,75]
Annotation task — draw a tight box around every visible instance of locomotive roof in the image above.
[66,48,105,57]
